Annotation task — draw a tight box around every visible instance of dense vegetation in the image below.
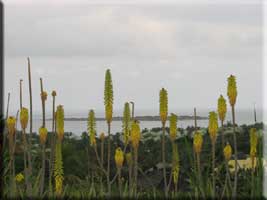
[2,58,264,199]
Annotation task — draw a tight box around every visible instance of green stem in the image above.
[27,57,33,196]
[107,122,111,197]
[49,95,56,196]
[118,169,122,197]
[162,123,167,197]
[232,106,238,199]
[251,156,255,199]
[212,140,216,198]
[40,144,45,195]
[134,148,138,197]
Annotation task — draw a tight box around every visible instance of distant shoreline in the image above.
[47,115,208,121]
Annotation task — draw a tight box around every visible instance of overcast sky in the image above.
[4,2,263,117]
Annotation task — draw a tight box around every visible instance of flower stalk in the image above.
[115,147,124,196]
[159,88,168,197]
[104,69,113,196]
[250,128,258,198]
[227,75,238,199]
[131,120,141,197]
[49,90,57,196]
[208,111,218,198]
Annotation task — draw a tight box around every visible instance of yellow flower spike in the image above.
[126,152,133,166]
[41,91,48,101]
[55,176,63,196]
[7,116,16,136]
[39,127,48,145]
[208,112,218,143]
[56,105,64,141]
[250,128,258,158]
[15,173,24,183]
[227,75,237,107]
[20,107,29,130]
[217,95,227,123]
[169,113,178,142]
[223,143,232,161]
[123,102,131,145]
[51,90,57,97]
[131,120,141,150]
[100,132,105,141]
[159,88,168,125]
[104,69,113,124]
[87,110,96,146]
[193,131,203,154]
[54,142,64,196]
[115,147,124,169]
[172,143,179,184]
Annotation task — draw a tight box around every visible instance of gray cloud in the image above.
[4,3,263,116]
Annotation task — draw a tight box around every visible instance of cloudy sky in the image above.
[4,1,263,117]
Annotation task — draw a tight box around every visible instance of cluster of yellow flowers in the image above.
[250,128,258,158]
[169,113,177,142]
[115,147,124,169]
[104,69,113,124]
[159,88,168,124]
[20,107,29,130]
[223,143,232,161]
[193,131,203,154]
[123,102,131,145]
[56,105,64,141]
[54,143,64,196]
[217,95,227,123]
[39,127,48,145]
[126,152,133,166]
[227,75,237,106]
[15,173,24,183]
[88,110,96,146]
[172,144,179,184]
[7,116,16,136]
[208,112,218,143]
[131,121,141,150]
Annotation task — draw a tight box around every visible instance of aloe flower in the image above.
[208,111,218,198]
[115,147,124,169]
[250,128,258,198]
[7,116,16,137]
[56,105,64,141]
[104,69,113,196]
[159,88,168,197]
[169,113,177,142]
[208,112,218,143]
[54,142,64,197]
[39,127,48,145]
[172,143,179,193]
[87,110,96,146]
[20,107,29,130]
[159,88,168,125]
[218,95,227,124]
[131,121,141,150]
[227,75,237,107]
[131,120,141,196]
[227,75,238,198]
[123,102,131,145]
[104,69,113,124]
[224,143,232,161]
[193,131,203,154]
[250,128,258,159]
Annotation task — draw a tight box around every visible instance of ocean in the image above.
[21,109,263,137]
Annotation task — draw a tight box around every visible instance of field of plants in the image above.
[3,57,264,199]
